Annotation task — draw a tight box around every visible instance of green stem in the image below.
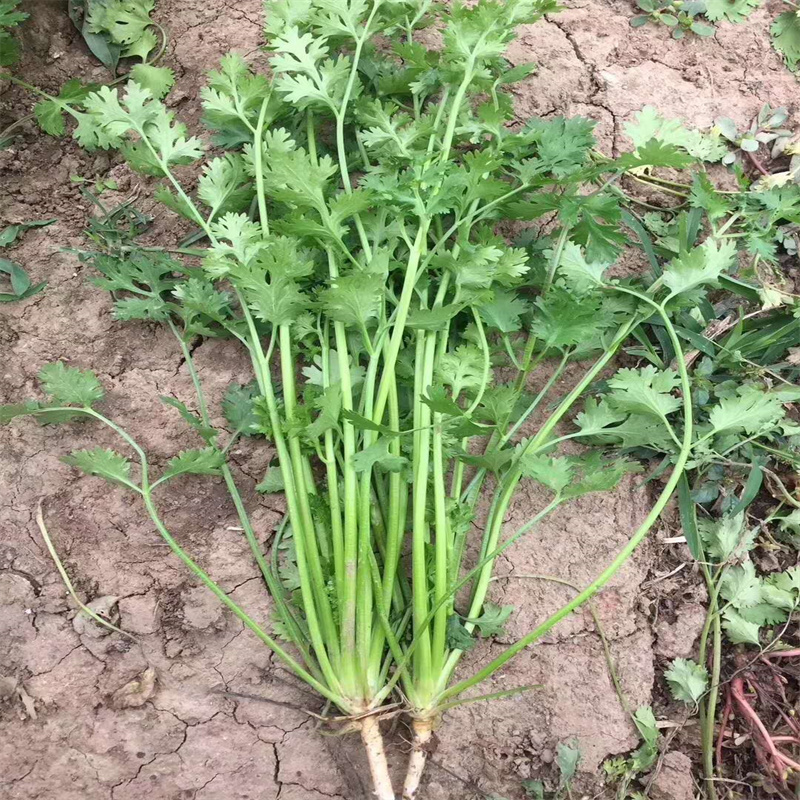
[440,298,693,703]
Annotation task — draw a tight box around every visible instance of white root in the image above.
[360,714,397,800]
[402,717,434,800]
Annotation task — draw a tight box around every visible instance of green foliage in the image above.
[160,448,225,480]
[0,0,27,67]
[62,447,134,487]
[39,363,105,407]
[772,10,800,71]
[665,658,709,704]
[11,3,800,796]
[630,0,716,38]
[68,0,161,73]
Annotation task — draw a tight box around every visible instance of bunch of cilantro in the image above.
[0,0,766,795]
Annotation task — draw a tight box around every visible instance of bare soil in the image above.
[0,1,797,798]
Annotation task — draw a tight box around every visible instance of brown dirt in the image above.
[0,1,797,798]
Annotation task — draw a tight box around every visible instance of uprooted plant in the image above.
[1,0,767,795]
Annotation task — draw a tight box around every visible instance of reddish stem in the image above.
[764,649,800,660]
[730,676,800,777]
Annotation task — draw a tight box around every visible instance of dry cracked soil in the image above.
[0,1,797,798]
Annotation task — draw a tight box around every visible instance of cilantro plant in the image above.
[0,1,747,796]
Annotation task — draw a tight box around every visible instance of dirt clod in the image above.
[109,666,157,709]
[655,602,707,660]
[649,751,696,800]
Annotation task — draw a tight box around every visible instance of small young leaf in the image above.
[257,466,285,494]
[446,616,476,651]
[556,742,581,785]
[665,658,709,704]
[467,602,514,638]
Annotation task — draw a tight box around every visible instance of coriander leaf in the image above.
[478,288,529,332]
[517,451,574,494]
[438,345,486,397]
[689,171,732,221]
[446,616,476,651]
[707,385,787,437]
[615,138,693,170]
[33,79,96,137]
[530,286,605,350]
[665,658,708,704]
[352,438,407,473]
[563,452,641,498]
[719,561,762,609]
[607,365,681,419]
[662,238,736,298]
[222,383,262,436]
[62,448,134,487]
[257,466,285,494]
[698,513,752,562]
[160,448,225,481]
[557,241,609,293]
[705,0,759,24]
[129,64,175,99]
[305,385,342,441]
[625,106,728,162]
[319,274,383,328]
[39,362,104,407]
[556,742,581,785]
[113,296,170,320]
[771,10,800,70]
[574,397,626,436]
[466,602,514,638]
[722,608,761,645]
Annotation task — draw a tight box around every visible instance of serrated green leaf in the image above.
[665,658,709,704]
[517,451,574,494]
[352,438,407,473]
[222,383,262,436]
[160,448,225,481]
[256,466,286,493]
[772,10,800,70]
[319,274,383,328]
[707,385,787,437]
[719,561,762,609]
[465,602,514,638]
[722,608,761,645]
[698,513,753,562]
[446,615,476,651]
[39,362,104,407]
[62,447,135,487]
[556,742,580,785]
[557,241,609,293]
[478,288,529,333]
[662,238,736,298]
[129,64,175,99]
